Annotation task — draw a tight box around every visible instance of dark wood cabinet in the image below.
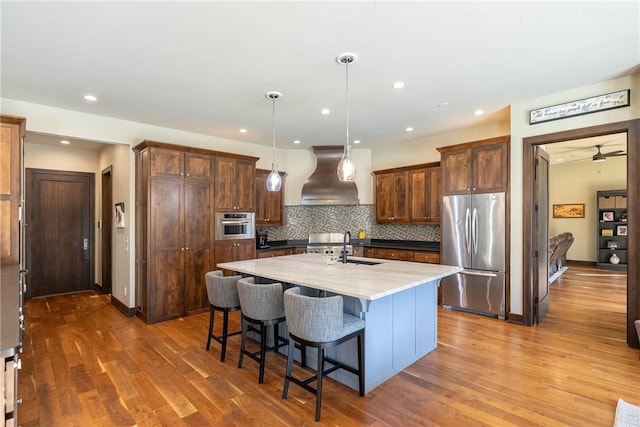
[255,169,284,226]
[409,165,441,224]
[215,239,256,275]
[439,136,509,195]
[135,142,217,323]
[1,116,25,265]
[374,162,440,225]
[215,157,255,212]
[374,171,409,223]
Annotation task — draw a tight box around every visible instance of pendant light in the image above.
[336,52,358,182]
[265,91,282,192]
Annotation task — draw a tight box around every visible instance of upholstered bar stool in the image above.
[236,277,289,384]
[205,270,242,362]
[282,287,365,422]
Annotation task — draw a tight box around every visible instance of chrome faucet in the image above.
[342,231,351,263]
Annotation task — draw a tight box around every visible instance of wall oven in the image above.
[215,212,255,240]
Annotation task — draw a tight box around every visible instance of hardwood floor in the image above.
[18,263,639,426]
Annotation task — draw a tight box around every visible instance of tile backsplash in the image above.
[260,205,440,242]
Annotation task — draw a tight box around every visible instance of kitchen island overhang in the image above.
[218,253,461,393]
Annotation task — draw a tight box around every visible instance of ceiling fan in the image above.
[591,144,626,162]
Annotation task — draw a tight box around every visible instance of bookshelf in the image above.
[596,189,628,271]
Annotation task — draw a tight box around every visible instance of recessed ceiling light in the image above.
[83,94,97,102]
[293,140,301,144]
[353,140,361,144]
[321,108,330,115]
[557,158,564,162]
[438,102,449,108]
[392,81,405,89]
[474,110,485,116]
[60,140,70,145]
[406,127,414,132]
[239,128,247,133]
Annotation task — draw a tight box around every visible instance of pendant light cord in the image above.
[272,96,277,164]
[345,59,350,150]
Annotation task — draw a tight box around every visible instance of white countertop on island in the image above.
[217,253,462,301]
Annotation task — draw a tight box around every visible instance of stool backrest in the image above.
[283,287,343,342]
[237,278,284,321]
[205,271,241,308]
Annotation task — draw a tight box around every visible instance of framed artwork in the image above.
[529,89,630,124]
[115,202,125,228]
[617,225,628,236]
[602,211,614,222]
[602,229,614,236]
[552,203,585,218]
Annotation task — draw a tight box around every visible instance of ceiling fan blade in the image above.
[603,150,625,157]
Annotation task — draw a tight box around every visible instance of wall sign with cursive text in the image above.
[529,89,630,125]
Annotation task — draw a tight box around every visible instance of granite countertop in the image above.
[257,239,440,253]
[218,253,460,301]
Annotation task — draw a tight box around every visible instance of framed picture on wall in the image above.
[115,202,125,228]
[617,225,628,236]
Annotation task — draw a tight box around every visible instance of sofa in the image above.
[549,232,574,277]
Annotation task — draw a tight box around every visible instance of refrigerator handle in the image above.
[472,207,478,254]
[465,208,471,254]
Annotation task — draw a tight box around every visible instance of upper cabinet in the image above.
[255,169,285,226]
[215,157,255,212]
[409,165,441,224]
[374,170,409,224]
[1,116,25,265]
[373,162,441,225]
[438,136,509,195]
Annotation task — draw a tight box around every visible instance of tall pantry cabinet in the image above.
[134,141,257,324]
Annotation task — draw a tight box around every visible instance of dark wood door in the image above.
[101,167,112,294]
[533,147,550,323]
[472,143,508,193]
[235,160,255,211]
[409,169,427,223]
[26,169,94,298]
[427,166,442,223]
[441,149,471,195]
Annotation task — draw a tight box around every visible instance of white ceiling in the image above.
[1,1,639,151]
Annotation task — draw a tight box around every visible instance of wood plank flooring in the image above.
[18,263,640,426]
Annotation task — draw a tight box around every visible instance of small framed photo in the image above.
[602,211,614,222]
[602,229,614,236]
[617,225,628,236]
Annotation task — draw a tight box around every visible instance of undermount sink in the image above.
[345,259,381,266]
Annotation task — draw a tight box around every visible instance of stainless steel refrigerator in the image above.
[441,192,506,319]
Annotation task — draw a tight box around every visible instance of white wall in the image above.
[549,156,627,262]
[510,73,640,315]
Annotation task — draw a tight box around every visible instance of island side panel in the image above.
[325,279,440,393]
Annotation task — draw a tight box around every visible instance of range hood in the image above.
[300,146,359,205]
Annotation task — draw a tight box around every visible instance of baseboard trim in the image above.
[507,313,524,324]
[565,260,596,267]
[111,295,135,317]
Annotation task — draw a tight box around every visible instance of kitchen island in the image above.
[217,253,461,393]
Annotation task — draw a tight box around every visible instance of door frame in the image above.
[522,119,639,347]
[101,166,113,294]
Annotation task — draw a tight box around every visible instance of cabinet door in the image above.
[214,157,236,211]
[214,240,237,275]
[427,166,442,223]
[0,120,22,265]
[374,247,414,261]
[441,149,472,195]
[185,153,213,180]
[472,143,508,193]
[409,169,428,223]
[150,251,184,321]
[183,180,213,313]
[375,172,409,223]
[255,170,283,225]
[235,160,256,211]
[150,147,184,177]
[236,239,256,261]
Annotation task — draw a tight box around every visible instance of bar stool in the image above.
[282,287,365,422]
[205,270,242,362]
[236,277,289,384]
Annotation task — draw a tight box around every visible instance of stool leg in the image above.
[282,339,295,399]
[315,347,324,422]
[221,309,229,362]
[238,317,247,369]
[206,305,214,351]
[258,322,267,384]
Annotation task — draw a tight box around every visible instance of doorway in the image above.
[101,166,113,294]
[25,169,95,298]
[523,120,639,348]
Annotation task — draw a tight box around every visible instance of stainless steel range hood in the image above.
[300,146,359,205]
